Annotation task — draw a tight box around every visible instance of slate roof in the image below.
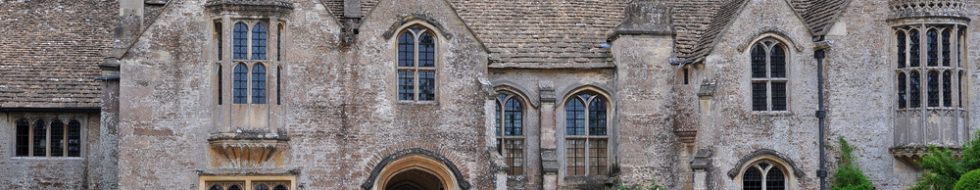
[0,0,117,109]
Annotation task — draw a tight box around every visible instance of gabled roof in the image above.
[797,0,850,36]
[0,0,117,109]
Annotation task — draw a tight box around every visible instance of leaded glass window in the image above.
[252,22,268,60]
[396,25,437,102]
[910,71,921,108]
[233,63,248,104]
[15,119,29,156]
[67,120,81,157]
[928,71,939,107]
[252,63,267,104]
[928,29,938,66]
[50,120,64,157]
[750,39,789,111]
[33,119,46,157]
[14,118,81,157]
[899,73,907,108]
[233,22,248,60]
[742,161,786,190]
[898,31,906,68]
[895,25,965,110]
[565,91,608,176]
[495,92,525,175]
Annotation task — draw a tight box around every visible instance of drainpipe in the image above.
[813,35,829,190]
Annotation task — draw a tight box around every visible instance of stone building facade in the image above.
[1,0,979,190]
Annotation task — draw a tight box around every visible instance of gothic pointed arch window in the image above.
[750,39,788,111]
[15,118,29,156]
[895,25,965,109]
[565,91,608,176]
[741,160,787,190]
[495,91,525,175]
[396,25,437,102]
[12,117,83,158]
[32,119,46,157]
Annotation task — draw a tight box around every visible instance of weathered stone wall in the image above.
[0,112,102,189]
[697,0,820,189]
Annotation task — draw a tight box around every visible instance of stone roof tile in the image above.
[0,0,117,109]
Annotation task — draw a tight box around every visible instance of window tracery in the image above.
[565,91,608,176]
[396,25,437,102]
[750,39,788,111]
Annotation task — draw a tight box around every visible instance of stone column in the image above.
[539,85,559,190]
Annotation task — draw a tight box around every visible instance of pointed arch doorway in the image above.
[362,149,471,190]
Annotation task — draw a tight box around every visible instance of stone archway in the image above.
[361,149,471,190]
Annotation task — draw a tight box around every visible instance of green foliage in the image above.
[831,137,874,190]
[616,179,665,190]
[911,132,980,190]
[954,169,980,190]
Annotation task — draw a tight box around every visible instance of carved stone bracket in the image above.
[208,130,290,169]
[889,144,962,165]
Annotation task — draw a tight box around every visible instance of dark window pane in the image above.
[233,22,248,60]
[771,82,787,111]
[209,185,223,190]
[751,44,767,78]
[770,45,786,78]
[910,29,920,67]
[928,29,938,66]
[743,167,763,190]
[961,71,965,108]
[233,63,248,104]
[766,167,786,190]
[33,120,46,157]
[419,32,435,67]
[276,66,281,105]
[229,185,241,190]
[252,22,268,60]
[495,100,501,137]
[274,185,287,190]
[68,120,81,157]
[252,63,267,104]
[943,29,951,66]
[255,184,269,190]
[216,22,222,60]
[898,31,906,68]
[398,32,414,67]
[944,71,952,107]
[899,73,907,108]
[928,71,939,107]
[565,99,585,136]
[588,98,607,136]
[15,119,29,156]
[277,24,283,61]
[565,139,586,176]
[910,71,921,108]
[752,82,768,111]
[50,120,64,157]
[397,70,415,101]
[504,98,523,136]
[217,64,223,105]
[418,71,435,101]
[589,139,608,176]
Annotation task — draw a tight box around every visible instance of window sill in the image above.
[396,100,439,105]
[10,157,84,161]
[750,110,793,116]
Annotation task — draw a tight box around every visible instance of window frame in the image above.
[215,18,286,107]
[749,38,791,113]
[10,116,86,159]
[394,23,440,104]
[495,91,527,176]
[561,90,611,177]
[895,25,967,110]
[739,160,789,190]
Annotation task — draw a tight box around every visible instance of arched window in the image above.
[496,92,525,175]
[396,25,437,102]
[750,39,788,111]
[209,185,223,190]
[277,65,282,105]
[228,185,241,190]
[898,72,907,108]
[741,160,786,190]
[33,119,46,157]
[233,22,248,60]
[233,63,248,104]
[898,31,906,68]
[274,185,287,190]
[927,29,938,66]
[252,63,267,104]
[944,71,952,107]
[252,22,268,60]
[255,184,269,190]
[215,21,223,60]
[910,29,920,67]
[565,91,608,176]
[68,120,81,157]
[928,71,939,107]
[217,63,223,105]
[15,119,29,156]
[277,24,283,61]
[50,120,64,157]
[943,29,951,66]
[910,71,921,108]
